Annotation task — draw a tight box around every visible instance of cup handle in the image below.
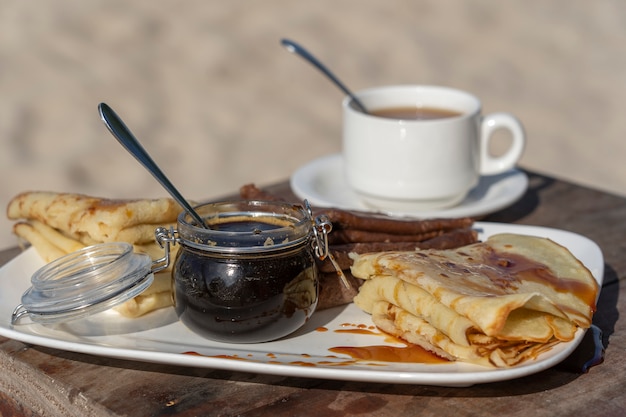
[479,112,526,175]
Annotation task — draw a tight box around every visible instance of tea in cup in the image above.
[342,85,526,210]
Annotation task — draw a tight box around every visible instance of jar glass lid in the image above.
[12,242,154,324]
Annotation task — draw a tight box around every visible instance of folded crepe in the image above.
[7,191,184,317]
[351,233,598,367]
[7,191,182,245]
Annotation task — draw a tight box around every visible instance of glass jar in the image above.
[164,200,329,343]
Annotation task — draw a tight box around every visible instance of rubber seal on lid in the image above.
[11,242,154,324]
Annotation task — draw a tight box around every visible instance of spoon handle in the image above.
[281,39,369,114]
[98,103,207,228]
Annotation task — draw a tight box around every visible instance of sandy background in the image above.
[1,0,625,250]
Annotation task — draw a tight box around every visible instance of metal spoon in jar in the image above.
[280,38,369,114]
[98,102,208,228]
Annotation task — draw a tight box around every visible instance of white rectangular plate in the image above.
[0,222,604,386]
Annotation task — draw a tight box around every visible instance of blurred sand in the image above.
[2,0,625,250]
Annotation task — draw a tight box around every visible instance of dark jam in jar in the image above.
[172,201,320,343]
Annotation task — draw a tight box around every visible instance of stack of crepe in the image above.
[351,233,598,367]
[7,191,184,317]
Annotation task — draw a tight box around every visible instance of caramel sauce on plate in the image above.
[181,322,448,366]
[329,344,447,364]
[334,323,380,336]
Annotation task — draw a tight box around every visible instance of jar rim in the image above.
[176,200,313,253]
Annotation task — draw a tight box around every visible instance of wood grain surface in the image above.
[1,171,625,417]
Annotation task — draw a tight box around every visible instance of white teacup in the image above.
[342,85,526,210]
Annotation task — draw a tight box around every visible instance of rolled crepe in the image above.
[351,233,598,367]
[12,219,178,318]
[8,191,186,318]
[7,191,182,244]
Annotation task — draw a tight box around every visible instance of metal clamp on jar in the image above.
[157,199,331,343]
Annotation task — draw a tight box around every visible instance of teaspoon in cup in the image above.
[98,102,208,228]
[280,39,368,114]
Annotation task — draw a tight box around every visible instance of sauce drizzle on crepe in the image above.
[350,233,598,367]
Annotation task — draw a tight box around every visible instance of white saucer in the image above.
[290,154,529,218]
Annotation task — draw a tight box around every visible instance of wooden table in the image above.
[1,171,625,417]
